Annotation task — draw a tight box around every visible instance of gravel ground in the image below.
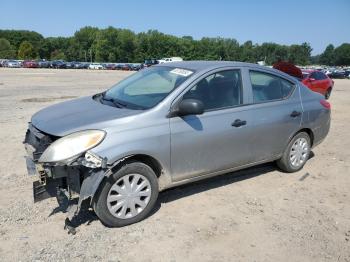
[0,68,349,262]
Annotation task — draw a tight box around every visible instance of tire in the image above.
[93,161,159,227]
[277,132,311,173]
[325,88,332,100]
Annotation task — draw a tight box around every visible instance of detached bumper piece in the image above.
[32,178,63,203]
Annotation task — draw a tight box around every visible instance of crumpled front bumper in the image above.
[24,123,81,203]
[24,123,109,233]
[24,123,107,207]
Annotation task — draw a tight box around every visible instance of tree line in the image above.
[0,27,349,65]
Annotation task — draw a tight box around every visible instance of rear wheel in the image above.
[325,87,332,99]
[277,132,311,173]
[93,161,159,227]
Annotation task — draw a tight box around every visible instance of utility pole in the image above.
[83,50,87,62]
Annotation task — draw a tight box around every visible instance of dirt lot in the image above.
[0,68,349,262]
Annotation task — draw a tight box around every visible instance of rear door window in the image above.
[249,71,295,103]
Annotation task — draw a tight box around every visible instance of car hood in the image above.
[31,96,143,137]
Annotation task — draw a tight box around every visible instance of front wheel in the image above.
[277,132,311,173]
[93,161,159,227]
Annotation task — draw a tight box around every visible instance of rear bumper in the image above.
[312,110,331,148]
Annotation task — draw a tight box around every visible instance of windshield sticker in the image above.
[170,68,193,77]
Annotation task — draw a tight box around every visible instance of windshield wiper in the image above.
[100,93,147,110]
[100,94,127,108]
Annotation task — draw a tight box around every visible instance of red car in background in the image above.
[23,60,39,68]
[273,61,334,99]
[302,70,334,99]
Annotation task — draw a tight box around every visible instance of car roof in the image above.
[156,61,261,71]
[155,61,297,82]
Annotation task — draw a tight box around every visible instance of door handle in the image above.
[290,111,301,117]
[231,119,247,127]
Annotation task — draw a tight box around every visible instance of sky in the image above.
[1,0,349,55]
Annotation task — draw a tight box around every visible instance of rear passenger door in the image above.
[246,70,303,161]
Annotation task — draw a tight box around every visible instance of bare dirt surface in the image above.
[0,68,349,262]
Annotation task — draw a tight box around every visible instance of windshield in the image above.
[104,66,194,109]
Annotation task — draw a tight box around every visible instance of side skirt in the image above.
[161,155,281,191]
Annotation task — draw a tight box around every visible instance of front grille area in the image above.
[24,123,56,162]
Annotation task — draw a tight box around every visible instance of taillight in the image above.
[320,99,331,109]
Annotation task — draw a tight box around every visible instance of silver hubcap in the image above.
[290,137,309,168]
[107,174,151,219]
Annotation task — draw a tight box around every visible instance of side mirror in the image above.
[176,99,204,116]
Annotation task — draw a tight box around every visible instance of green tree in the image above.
[50,49,66,60]
[288,42,312,65]
[319,44,335,65]
[1,27,343,65]
[334,43,350,65]
[0,38,16,58]
[18,40,37,59]
[0,30,43,52]
[74,26,99,61]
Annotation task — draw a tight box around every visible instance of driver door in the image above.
[170,69,254,182]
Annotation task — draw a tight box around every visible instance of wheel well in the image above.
[111,154,163,178]
[297,128,314,147]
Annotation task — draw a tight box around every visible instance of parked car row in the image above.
[300,66,350,79]
[0,59,143,71]
[0,56,185,70]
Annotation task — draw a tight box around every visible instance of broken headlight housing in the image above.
[39,130,106,163]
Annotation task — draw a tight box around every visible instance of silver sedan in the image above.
[24,61,331,229]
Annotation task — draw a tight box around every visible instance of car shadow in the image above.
[156,162,276,206]
[61,151,315,231]
[157,151,315,206]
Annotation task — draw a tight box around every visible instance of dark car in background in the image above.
[121,63,132,71]
[115,63,123,70]
[37,60,50,68]
[142,59,159,68]
[105,63,117,70]
[65,62,75,69]
[73,62,85,69]
[345,70,350,79]
[130,63,142,71]
[51,60,67,69]
[328,70,346,79]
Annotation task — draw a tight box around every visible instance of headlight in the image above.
[39,130,106,163]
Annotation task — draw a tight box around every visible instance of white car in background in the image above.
[88,63,103,70]
[6,60,21,68]
[158,57,183,64]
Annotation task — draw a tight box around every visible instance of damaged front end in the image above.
[24,123,108,233]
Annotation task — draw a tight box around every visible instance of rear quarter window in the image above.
[249,71,295,103]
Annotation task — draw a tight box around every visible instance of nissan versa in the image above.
[24,61,330,228]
